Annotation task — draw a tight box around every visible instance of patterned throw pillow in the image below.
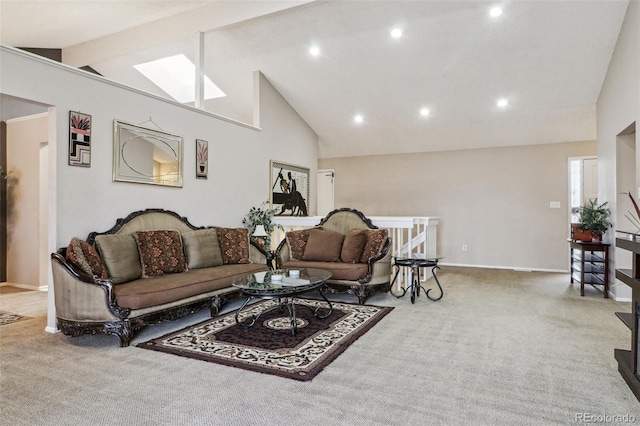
[214,227,250,264]
[302,229,345,262]
[359,229,388,263]
[285,227,323,260]
[133,230,187,278]
[66,237,108,279]
[341,229,368,263]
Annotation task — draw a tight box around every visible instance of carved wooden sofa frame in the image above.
[51,208,270,347]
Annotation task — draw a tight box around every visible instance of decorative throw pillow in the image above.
[214,227,250,264]
[133,230,187,278]
[359,229,388,263]
[285,227,323,260]
[94,234,142,284]
[181,228,223,269]
[302,229,345,262]
[66,237,108,279]
[341,229,368,263]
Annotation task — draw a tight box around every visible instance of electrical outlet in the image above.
[462,244,468,252]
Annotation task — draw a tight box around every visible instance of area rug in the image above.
[138,299,393,381]
[0,311,31,326]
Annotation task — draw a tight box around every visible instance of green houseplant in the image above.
[242,201,282,251]
[578,198,612,242]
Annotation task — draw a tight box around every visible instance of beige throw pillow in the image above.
[94,234,142,284]
[182,228,223,269]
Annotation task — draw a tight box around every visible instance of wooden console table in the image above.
[568,239,609,298]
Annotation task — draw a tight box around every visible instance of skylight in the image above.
[134,54,226,103]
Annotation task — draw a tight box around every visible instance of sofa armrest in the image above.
[274,239,291,269]
[359,237,392,284]
[249,240,273,269]
[51,250,130,321]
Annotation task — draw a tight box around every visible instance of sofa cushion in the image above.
[66,237,108,279]
[181,228,223,269]
[302,229,345,262]
[285,228,308,260]
[280,260,368,281]
[94,234,142,284]
[359,229,388,263]
[133,230,187,278]
[341,229,368,263]
[114,264,268,309]
[214,227,250,264]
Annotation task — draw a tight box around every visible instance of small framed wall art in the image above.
[196,139,208,179]
[69,111,91,167]
[270,160,309,216]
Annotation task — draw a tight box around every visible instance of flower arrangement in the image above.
[242,201,282,250]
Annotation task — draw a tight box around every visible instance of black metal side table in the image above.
[390,255,444,303]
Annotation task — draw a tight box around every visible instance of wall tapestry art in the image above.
[196,139,208,179]
[270,160,309,216]
[69,111,91,167]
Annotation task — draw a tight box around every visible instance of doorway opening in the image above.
[569,156,598,224]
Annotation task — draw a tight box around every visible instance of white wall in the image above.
[597,1,639,301]
[0,46,318,244]
[0,45,318,328]
[6,113,48,290]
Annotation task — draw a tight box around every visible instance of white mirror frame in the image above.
[113,120,183,187]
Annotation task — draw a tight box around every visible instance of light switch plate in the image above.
[550,201,561,208]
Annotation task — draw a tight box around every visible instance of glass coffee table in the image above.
[390,255,444,303]
[231,268,333,336]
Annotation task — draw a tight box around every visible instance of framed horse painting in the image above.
[270,160,309,216]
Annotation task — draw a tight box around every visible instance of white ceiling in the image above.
[0,0,631,158]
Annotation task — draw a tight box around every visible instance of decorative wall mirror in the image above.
[113,120,183,187]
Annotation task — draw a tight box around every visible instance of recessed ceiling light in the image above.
[354,114,364,124]
[497,98,508,108]
[490,7,503,17]
[390,28,403,39]
[134,54,225,103]
[420,108,430,117]
[309,46,320,57]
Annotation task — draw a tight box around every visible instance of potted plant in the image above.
[577,198,612,242]
[242,201,282,251]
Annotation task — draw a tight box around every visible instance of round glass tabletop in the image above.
[231,268,332,295]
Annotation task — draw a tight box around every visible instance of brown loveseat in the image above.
[51,209,270,347]
[274,208,392,304]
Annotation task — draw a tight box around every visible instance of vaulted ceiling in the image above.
[0,0,630,158]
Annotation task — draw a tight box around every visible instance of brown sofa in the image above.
[274,208,392,304]
[51,209,270,347]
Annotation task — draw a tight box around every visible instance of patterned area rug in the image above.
[0,311,31,326]
[138,299,393,381]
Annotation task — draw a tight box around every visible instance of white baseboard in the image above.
[439,263,568,273]
[0,282,45,291]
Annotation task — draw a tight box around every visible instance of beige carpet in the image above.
[1,267,639,425]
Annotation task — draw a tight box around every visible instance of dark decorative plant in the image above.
[242,202,282,250]
[578,198,612,239]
